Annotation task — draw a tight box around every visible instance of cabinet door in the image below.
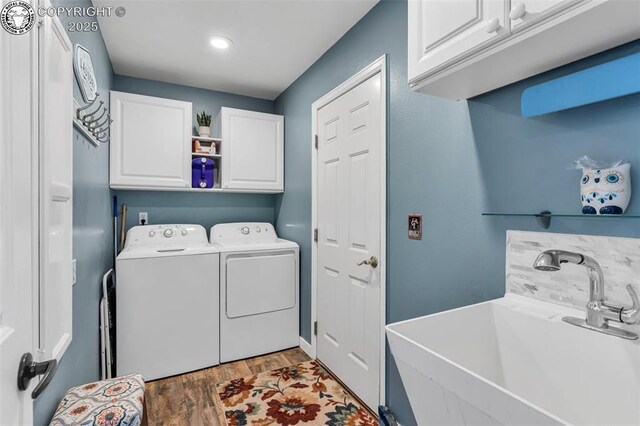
[408,0,510,82]
[110,91,191,189]
[220,108,284,192]
[509,0,583,32]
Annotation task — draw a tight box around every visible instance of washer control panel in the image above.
[210,222,277,244]
[124,224,208,247]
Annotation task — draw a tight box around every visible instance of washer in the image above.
[211,222,299,362]
[116,224,219,380]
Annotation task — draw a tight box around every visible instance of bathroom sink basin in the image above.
[386,295,640,426]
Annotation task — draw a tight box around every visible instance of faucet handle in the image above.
[621,285,640,325]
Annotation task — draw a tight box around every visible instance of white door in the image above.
[509,0,583,32]
[219,107,284,192]
[408,0,509,81]
[110,91,192,189]
[0,8,36,423]
[39,1,73,362]
[1,4,70,421]
[316,71,383,409]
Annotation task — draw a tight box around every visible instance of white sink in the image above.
[386,295,640,426]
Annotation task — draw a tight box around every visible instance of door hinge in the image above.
[313,228,318,242]
[314,321,318,336]
[314,134,318,149]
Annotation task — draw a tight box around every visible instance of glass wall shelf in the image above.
[482,211,640,229]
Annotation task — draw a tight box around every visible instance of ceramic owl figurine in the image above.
[580,163,631,214]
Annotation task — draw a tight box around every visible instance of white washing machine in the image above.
[116,224,219,380]
[211,222,299,362]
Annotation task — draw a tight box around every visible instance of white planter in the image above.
[198,126,211,137]
[580,163,631,215]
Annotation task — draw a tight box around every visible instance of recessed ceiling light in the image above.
[210,36,233,50]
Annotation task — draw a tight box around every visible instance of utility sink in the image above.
[386,295,640,426]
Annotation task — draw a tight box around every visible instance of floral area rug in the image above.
[215,360,378,426]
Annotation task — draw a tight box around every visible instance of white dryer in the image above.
[211,223,299,362]
[116,224,219,380]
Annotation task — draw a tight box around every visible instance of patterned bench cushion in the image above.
[50,374,145,426]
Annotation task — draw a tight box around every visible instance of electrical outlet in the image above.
[139,212,148,225]
[72,259,77,285]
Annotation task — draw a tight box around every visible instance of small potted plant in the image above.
[197,110,212,137]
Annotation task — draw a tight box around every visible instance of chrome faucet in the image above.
[533,250,640,340]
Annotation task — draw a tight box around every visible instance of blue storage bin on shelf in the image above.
[192,157,215,188]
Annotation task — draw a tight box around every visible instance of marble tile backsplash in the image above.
[506,231,640,310]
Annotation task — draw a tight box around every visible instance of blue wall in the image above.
[273,1,640,424]
[34,2,115,424]
[112,75,277,232]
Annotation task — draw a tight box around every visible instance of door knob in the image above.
[17,352,58,399]
[485,17,501,33]
[357,256,378,269]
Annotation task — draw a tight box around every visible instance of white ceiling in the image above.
[94,0,379,100]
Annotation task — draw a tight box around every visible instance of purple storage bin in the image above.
[192,157,215,188]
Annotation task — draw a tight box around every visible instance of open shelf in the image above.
[483,211,640,229]
[192,152,221,159]
[191,135,221,142]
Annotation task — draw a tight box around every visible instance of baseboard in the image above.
[299,337,314,358]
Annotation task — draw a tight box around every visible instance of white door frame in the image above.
[308,54,387,406]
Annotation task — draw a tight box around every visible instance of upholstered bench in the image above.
[50,374,145,426]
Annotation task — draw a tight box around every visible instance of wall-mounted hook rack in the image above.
[73,95,111,146]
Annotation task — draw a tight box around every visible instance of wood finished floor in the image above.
[142,348,310,426]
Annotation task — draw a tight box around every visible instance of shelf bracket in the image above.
[535,210,552,230]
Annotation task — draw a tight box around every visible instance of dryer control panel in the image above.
[210,222,277,244]
[124,224,208,248]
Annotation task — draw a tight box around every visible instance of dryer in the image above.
[211,222,299,362]
[116,224,219,380]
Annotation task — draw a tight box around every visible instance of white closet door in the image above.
[316,72,383,410]
[220,107,284,192]
[110,91,192,189]
[39,10,73,361]
[0,4,36,421]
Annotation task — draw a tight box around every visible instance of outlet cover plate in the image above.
[138,212,148,225]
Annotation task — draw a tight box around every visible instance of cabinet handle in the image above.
[509,3,526,20]
[485,17,501,33]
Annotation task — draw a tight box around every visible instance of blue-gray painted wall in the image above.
[34,2,115,424]
[273,1,640,424]
[112,75,277,231]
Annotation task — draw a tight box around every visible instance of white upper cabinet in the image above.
[110,94,284,193]
[408,0,509,81]
[110,91,192,189]
[409,0,640,99]
[218,107,284,193]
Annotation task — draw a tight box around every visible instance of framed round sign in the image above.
[73,44,97,102]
